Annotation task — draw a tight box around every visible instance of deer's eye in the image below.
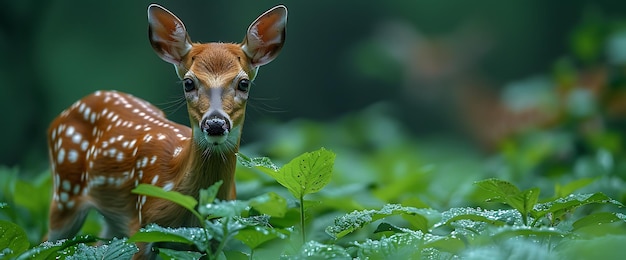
[183,78,196,92]
[237,79,250,92]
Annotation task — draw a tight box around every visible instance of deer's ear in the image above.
[242,5,287,67]
[148,4,192,65]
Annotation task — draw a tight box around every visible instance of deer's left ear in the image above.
[148,4,192,66]
[242,5,287,67]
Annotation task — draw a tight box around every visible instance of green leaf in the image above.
[532,193,624,221]
[238,149,335,199]
[402,212,430,232]
[279,148,335,198]
[325,204,439,239]
[506,187,540,219]
[234,226,288,250]
[132,184,200,220]
[475,179,539,224]
[572,212,626,231]
[129,224,209,251]
[65,237,138,260]
[374,222,404,234]
[16,235,98,260]
[252,148,335,200]
[200,180,223,206]
[554,178,595,198]
[236,153,280,171]
[291,241,351,260]
[492,226,567,240]
[158,248,204,260]
[475,178,521,203]
[355,232,425,259]
[0,220,29,258]
[424,236,465,254]
[198,200,249,219]
[560,234,626,259]
[443,214,507,227]
[249,192,288,218]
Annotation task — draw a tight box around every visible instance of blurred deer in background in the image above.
[46,4,287,258]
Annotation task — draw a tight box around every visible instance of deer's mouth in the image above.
[200,114,231,146]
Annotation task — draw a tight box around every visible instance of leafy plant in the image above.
[238,148,336,243]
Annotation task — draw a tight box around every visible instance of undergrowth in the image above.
[1,144,625,259]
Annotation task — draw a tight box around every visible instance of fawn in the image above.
[46,3,286,257]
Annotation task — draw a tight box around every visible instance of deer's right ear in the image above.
[148,4,192,65]
[242,5,287,68]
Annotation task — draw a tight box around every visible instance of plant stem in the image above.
[300,195,306,244]
[213,218,229,259]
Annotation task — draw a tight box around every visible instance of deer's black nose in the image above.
[201,116,230,136]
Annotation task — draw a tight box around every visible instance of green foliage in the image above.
[475,178,540,225]
[238,148,336,243]
[4,5,626,260]
[16,235,98,259]
[238,148,335,200]
[0,220,29,258]
[65,238,138,260]
[132,184,201,221]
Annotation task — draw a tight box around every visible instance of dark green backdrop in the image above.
[1,0,624,169]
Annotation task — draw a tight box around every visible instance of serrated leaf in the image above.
[532,192,623,220]
[443,214,507,227]
[374,222,404,234]
[238,149,335,199]
[475,179,540,225]
[236,153,280,171]
[492,226,567,240]
[506,187,540,222]
[475,178,521,202]
[16,235,98,260]
[0,220,29,258]
[249,192,288,217]
[291,241,351,260]
[234,226,288,250]
[554,178,595,197]
[158,248,204,260]
[279,148,335,198]
[132,184,200,220]
[572,212,626,231]
[199,180,223,206]
[437,207,523,236]
[198,200,249,219]
[326,204,438,239]
[355,232,425,259]
[402,212,430,232]
[129,224,209,251]
[424,236,465,254]
[65,238,138,260]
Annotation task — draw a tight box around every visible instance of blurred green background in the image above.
[2,0,626,171]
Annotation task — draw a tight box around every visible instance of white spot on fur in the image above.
[162,182,174,191]
[67,149,78,163]
[62,180,71,191]
[59,192,69,203]
[57,148,65,164]
[81,140,89,151]
[173,147,183,157]
[72,133,82,144]
[150,155,157,165]
[65,126,75,137]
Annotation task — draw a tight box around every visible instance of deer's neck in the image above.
[176,126,241,200]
